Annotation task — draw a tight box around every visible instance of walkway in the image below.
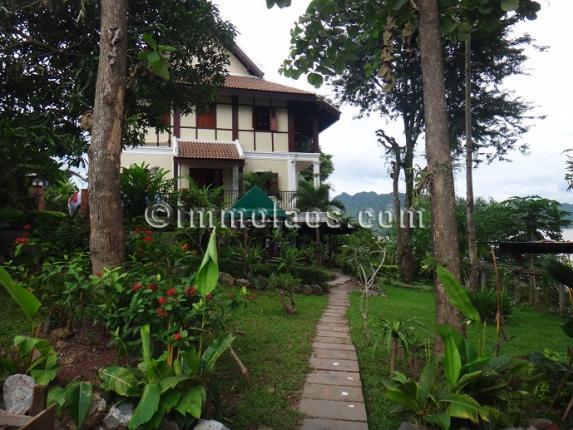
[299,274,368,430]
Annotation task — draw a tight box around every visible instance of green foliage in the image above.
[100,324,232,428]
[470,289,513,323]
[295,179,344,212]
[196,228,219,297]
[48,381,93,429]
[0,266,41,320]
[268,272,301,315]
[14,335,59,385]
[121,163,173,219]
[436,266,481,323]
[290,265,333,284]
[45,179,78,212]
[272,247,304,273]
[300,152,335,183]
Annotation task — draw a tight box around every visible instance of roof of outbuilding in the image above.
[177,140,243,161]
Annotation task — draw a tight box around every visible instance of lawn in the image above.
[348,285,572,430]
[212,289,328,430]
[0,290,31,350]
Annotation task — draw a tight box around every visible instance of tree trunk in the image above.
[401,130,416,282]
[390,337,398,375]
[418,0,464,346]
[392,151,404,276]
[88,0,127,274]
[465,37,480,293]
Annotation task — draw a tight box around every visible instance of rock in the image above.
[312,284,323,295]
[219,272,235,286]
[3,374,35,414]
[529,418,558,430]
[102,402,133,430]
[301,285,314,295]
[398,423,432,430]
[50,327,72,339]
[193,420,230,430]
[236,278,249,287]
[83,391,107,429]
[160,420,181,430]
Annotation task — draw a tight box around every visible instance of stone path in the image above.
[299,274,368,430]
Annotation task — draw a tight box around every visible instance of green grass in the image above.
[348,285,572,430]
[0,290,31,350]
[212,289,328,430]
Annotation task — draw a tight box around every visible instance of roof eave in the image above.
[231,45,264,78]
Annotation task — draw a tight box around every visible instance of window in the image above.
[253,106,277,131]
[196,104,216,129]
[253,106,270,131]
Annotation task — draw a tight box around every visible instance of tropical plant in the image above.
[295,179,344,212]
[230,241,263,280]
[470,288,512,324]
[121,163,174,218]
[0,266,41,320]
[47,380,93,429]
[100,324,233,429]
[272,246,305,274]
[242,171,277,195]
[13,335,59,385]
[267,272,300,315]
[374,317,422,375]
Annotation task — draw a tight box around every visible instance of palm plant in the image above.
[295,179,344,212]
[120,162,173,218]
[45,179,78,212]
[375,317,420,375]
[242,171,278,195]
[272,246,304,273]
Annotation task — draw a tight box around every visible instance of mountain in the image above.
[334,191,404,219]
[335,191,573,222]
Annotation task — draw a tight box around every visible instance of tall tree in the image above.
[281,0,540,284]
[418,0,464,333]
[1,1,235,271]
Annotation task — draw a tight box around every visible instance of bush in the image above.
[290,265,333,284]
[219,257,246,278]
[470,288,512,323]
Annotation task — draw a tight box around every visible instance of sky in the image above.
[214,0,573,202]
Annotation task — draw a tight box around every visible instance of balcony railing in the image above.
[223,189,297,211]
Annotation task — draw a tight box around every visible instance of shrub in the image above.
[290,265,333,284]
[268,273,300,315]
[219,257,246,278]
[470,288,512,323]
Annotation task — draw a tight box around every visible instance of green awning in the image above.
[226,186,288,220]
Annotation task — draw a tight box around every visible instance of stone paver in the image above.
[299,274,368,429]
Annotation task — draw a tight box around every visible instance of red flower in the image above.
[181,243,190,252]
[157,296,167,305]
[142,235,153,243]
[166,287,177,297]
[95,272,103,278]
[173,332,183,341]
[131,283,143,293]
[14,237,29,245]
[156,307,168,318]
[22,224,32,231]
[148,283,157,292]
[206,293,214,301]
[185,286,197,297]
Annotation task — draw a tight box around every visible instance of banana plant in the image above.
[47,380,93,428]
[100,325,234,429]
[14,335,59,385]
[0,266,41,320]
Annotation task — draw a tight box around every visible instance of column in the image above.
[313,160,320,188]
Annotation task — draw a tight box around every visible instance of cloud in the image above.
[215,0,573,203]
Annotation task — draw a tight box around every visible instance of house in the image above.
[121,46,340,210]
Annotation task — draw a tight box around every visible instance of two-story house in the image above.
[121,46,340,209]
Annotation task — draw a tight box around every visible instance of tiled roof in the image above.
[224,75,314,95]
[178,140,243,160]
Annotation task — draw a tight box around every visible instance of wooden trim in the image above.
[313,105,320,152]
[173,109,181,138]
[288,102,295,152]
[179,126,287,134]
[232,96,239,140]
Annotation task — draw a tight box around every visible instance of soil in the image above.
[48,323,128,385]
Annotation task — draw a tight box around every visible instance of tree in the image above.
[300,152,335,183]
[281,0,540,285]
[1,1,235,272]
[88,0,128,272]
